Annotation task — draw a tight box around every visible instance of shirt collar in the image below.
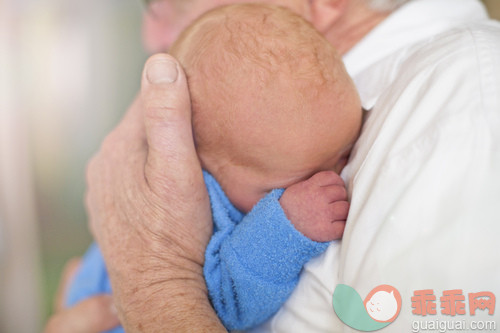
[342,0,489,109]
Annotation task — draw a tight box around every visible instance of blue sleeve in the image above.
[204,188,329,331]
[66,242,124,333]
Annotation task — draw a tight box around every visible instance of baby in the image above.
[67,3,362,332]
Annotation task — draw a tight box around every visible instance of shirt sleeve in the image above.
[204,188,329,331]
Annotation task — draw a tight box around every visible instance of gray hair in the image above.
[366,0,412,11]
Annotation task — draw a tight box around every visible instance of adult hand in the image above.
[85,54,225,331]
[44,258,120,333]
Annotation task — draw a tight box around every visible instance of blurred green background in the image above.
[1,0,146,331]
[0,0,499,331]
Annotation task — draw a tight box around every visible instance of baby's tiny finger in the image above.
[308,170,345,187]
[323,185,347,203]
[328,201,350,222]
[325,220,346,241]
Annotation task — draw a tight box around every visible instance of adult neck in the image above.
[324,1,391,55]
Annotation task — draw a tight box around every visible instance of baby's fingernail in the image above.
[147,59,178,84]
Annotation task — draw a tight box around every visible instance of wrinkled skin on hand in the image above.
[85,54,224,332]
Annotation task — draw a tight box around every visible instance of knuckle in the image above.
[143,101,170,120]
[142,86,178,117]
[100,130,120,154]
[96,138,117,167]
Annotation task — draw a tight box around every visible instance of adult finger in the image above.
[45,295,120,333]
[140,54,203,195]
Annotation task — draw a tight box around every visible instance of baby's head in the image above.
[170,4,362,212]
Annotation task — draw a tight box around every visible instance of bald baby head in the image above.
[170,3,362,211]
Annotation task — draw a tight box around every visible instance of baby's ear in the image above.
[309,0,348,33]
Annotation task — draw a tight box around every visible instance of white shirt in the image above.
[251,0,500,331]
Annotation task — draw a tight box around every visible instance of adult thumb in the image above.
[140,53,202,194]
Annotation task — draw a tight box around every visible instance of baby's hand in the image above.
[279,171,349,242]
